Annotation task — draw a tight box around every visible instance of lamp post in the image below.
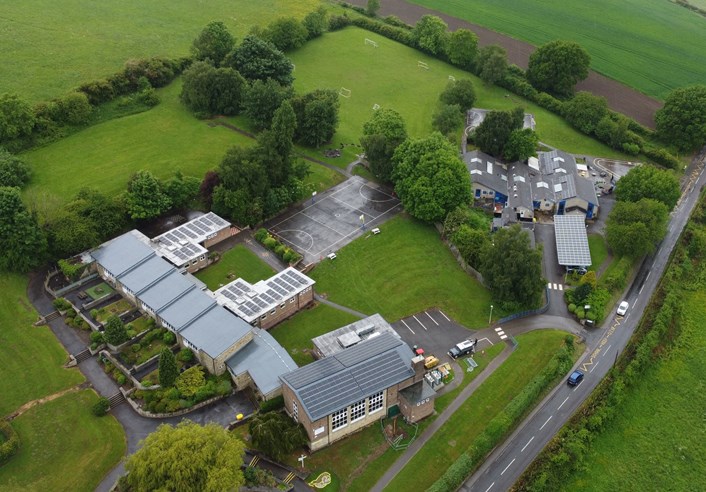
[311,191,317,204]
[489,304,494,325]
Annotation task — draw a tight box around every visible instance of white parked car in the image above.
[617,301,629,316]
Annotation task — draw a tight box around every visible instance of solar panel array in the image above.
[155,212,229,245]
[554,215,592,266]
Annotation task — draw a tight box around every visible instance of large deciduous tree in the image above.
[0,93,35,142]
[503,128,539,162]
[655,85,706,152]
[0,186,47,272]
[606,198,669,258]
[164,171,201,209]
[291,89,339,147]
[392,132,471,222]
[242,78,294,131]
[249,411,307,462]
[225,35,294,86]
[439,78,476,112]
[0,149,31,188]
[180,61,246,116]
[447,29,478,70]
[477,45,508,86]
[562,91,608,135]
[614,164,680,210]
[124,421,245,492]
[124,170,172,220]
[303,8,328,39]
[472,107,525,157]
[453,224,490,270]
[480,224,545,309]
[360,109,408,183]
[432,104,464,135]
[257,100,297,187]
[191,21,235,67]
[527,40,590,98]
[412,15,449,56]
[261,17,309,52]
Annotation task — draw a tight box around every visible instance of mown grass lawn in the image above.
[385,330,575,491]
[0,0,320,101]
[0,274,84,417]
[195,244,276,291]
[588,233,609,273]
[269,303,360,366]
[410,0,706,100]
[310,214,496,328]
[0,391,126,492]
[289,26,630,169]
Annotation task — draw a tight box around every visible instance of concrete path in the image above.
[371,343,515,492]
[314,293,368,319]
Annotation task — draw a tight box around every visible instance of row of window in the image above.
[259,298,296,320]
[331,391,384,432]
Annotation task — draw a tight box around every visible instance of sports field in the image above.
[0,0,320,101]
[409,0,706,100]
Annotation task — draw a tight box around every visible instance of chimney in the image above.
[411,355,425,383]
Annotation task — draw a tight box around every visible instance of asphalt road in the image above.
[462,153,706,491]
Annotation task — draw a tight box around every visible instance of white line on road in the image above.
[425,311,439,326]
[639,284,645,295]
[438,310,450,322]
[558,396,569,410]
[412,315,427,331]
[401,319,415,335]
[500,335,508,340]
[501,458,516,476]
[547,282,552,289]
[590,361,600,373]
[603,344,612,356]
[558,284,563,291]
[521,436,535,452]
[484,482,495,492]
[494,327,503,332]
[540,415,553,430]
[646,272,651,282]
[553,283,558,290]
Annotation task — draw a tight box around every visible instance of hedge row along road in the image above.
[347,0,662,128]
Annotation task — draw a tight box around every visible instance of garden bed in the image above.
[92,298,133,323]
[84,282,114,301]
[118,328,176,367]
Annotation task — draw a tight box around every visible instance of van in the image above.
[448,340,475,359]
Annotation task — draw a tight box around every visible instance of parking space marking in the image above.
[479,337,494,346]
[400,319,415,335]
[501,458,515,476]
[521,436,535,452]
[438,310,450,322]
[558,396,569,410]
[425,311,439,326]
[540,415,553,430]
[412,315,427,331]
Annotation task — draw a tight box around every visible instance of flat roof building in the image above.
[311,314,400,359]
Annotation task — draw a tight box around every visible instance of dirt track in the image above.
[347,0,662,128]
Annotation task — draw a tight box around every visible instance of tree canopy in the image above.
[242,78,294,131]
[412,15,449,56]
[0,149,31,188]
[432,104,464,135]
[103,314,129,346]
[655,85,706,152]
[260,17,309,52]
[191,21,235,66]
[503,128,539,162]
[472,107,525,157]
[158,348,178,387]
[614,164,680,210]
[124,170,172,220]
[303,8,328,39]
[0,93,35,143]
[439,79,476,112]
[563,91,608,135]
[480,224,545,309]
[477,45,508,86]
[392,132,471,222]
[527,40,590,98]
[249,411,307,462]
[447,29,478,70]
[0,186,47,272]
[360,108,408,183]
[225,35,294,86]
[180,61,246,116]
[606,198,669,258]
[291,89,339,147]
[124,421,245,492]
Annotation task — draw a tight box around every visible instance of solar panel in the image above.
[273,277,294,293]
[265,288,282,301]
[253,298,268,308]
[228,284,244,296]
[160,236,172,246]
[554,215,591,267]
[183,229,197,239]
[268,281,288,297]
[239,306,254,317]
[245,301,259,312]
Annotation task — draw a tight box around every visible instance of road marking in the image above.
[639,284,645,295]
[425,311,439,326]
[590,361,600,373]
[558,396,569,410]
[553,283,558,290]
[438,310,450,321]
[558,284,563,291]
[547,282,552,289]
[484,482,495,492]
[646,272,651,282]
[499,334,508,340]
[501,458,515,476]
[412,315,427,331]
[479,336,494,346]
[401,319,415,335]
[521,436,535,452]
[603,344,612,356]
[540,415,553,430]
[494,327,503,332]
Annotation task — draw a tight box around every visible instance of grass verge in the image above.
[195,244,276,291]
[588,233,609,273]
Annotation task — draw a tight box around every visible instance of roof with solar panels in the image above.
[151,212,230,267]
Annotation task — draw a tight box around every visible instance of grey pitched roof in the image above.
[90,231,154,277]
[311,314,399,358]
[280,333,414,422]
[139,270,196,313]
[180,306,252,359]
[464,150,508,194]
[158,288,217,332]
[507,162,534,217]
[119,255,174,294]
[226,329,298,397]
[399,379,436,405]
[574,175,599,205]
[554,214,591,267]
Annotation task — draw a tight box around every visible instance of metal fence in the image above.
[497,287,551,324]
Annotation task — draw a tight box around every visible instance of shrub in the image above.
[622,142,640,155]
[90,308,99,319]
[90,330,104,344]
[178,348,194,363]
[254,228,269,242]
[328,14,351,31]
[55,92,93,125]
[0,421,20,464]
[53,297,72,311]
[77,79,115,105]
[384,15,411,29]
[65,308,77,319]
[275,244,286,257]
[262,237,277,250]
[116,374,127,385]
[260,394,285,413]
[568,303,576,313]
[92,397,110,416]
[132,343,141,353]
[163,331,176,345]
[126,329,136,338]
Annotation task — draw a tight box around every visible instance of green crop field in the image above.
[410,0,706,99]
[289,27,629,162]
[0,0,320,102]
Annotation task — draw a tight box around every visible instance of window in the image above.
[351,399,366,422]
[331,408,348,431]
[368,391,384,414]
[290,298,295,304]
[261,314,267,320]
[199,255,205,261]
[280,303,285,309]
[292,401,298,422]
[270,309,276,315]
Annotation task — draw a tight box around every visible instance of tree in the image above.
[477,45,508,85]
[257,100,297,187]
[218,147,269,199]
[225,35,294,86]
[606,198,669,258]
[392,132,471,222]
[447,29,478,70]
[366,0,381,17]
[614,164,680,210]
[176,366,206,398]
[452,224,490,270]
[562,92,608,135]
[0,186,47,272]
[303,8,328,39]
[360,108,408,183]
[164,171,200,209]
[472,108,524,157]
[503,128,539,162]
[480,224,545,308]
[158,348,178,387]
[249,411,306,462]
[191,21,235,66]
[655,85,706,152]
[242,78,294,131]
[103,315,129,346]
[439,78,476,111]
[47,208,100,258]
[291,89,340,147]
[66,188,127,240]
[199,170,220,208]
[124,421,245,492]
[181,61,246,116]
[124,170,172,220]
[0,149,30,188]
[443,205,490,238]
[0,93,35,142]
[412,15,449,56]
[527,40,590,98]
[261,17,308,51]
[55,92,92,125]
[432,104,464,135]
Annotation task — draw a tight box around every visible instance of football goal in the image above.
[365,38,379,48]
[448,75,456,81]
[372,103,380,110]
[417,61,429,70]
[339,87,352,98]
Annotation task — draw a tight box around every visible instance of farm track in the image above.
[347,0,662,128]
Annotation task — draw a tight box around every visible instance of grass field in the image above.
[386,330,574,491]
[588,233,609,272]
[0,0,321,101]
[289,27,630,166]
[0,391,126,491]
[561,289,706,490]
[269,303,360,366]
[310,214,496,328]
[410,0,706,100]
[195,244,276,291]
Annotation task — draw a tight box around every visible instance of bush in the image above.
[116,374,127,385]
[90,330,104,344]
[53,297,72,311]
[92,397,111,417]
[163,331,176,345]
[65,308,77,319]
[259,394,284,413]
[328,14,351,31]
[177,348,194,363]
[126,329,136,338]
[55,92,93,125]
[384,15,411,29]
[262,237,277,250]
[132,343,141,353]
[643,144,681,169]
[0,421,20,464]
[90,308,99,319]
[254,228,269,242]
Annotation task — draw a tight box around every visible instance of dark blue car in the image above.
[568,370,584,386]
